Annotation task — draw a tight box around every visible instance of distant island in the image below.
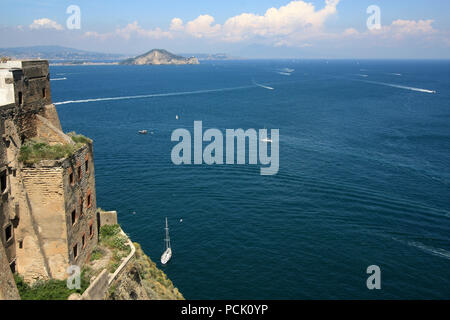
[120,49,199,65]
[0,46,239,66]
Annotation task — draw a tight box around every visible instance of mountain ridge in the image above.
[120,49,199,65]
[0,45,127,60]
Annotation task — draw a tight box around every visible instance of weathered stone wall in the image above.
[98,210,118,227]
[0,105,17,274]
[40,104,62,131]
[0,60,97,283]
[1,101,51,282]
[80,269,109,300]
[21,166,69,279]
[1,61,52,142]
[0,243,20,300]
[62,144,98,268]
[0,115,20,299]
[0,60,99,289]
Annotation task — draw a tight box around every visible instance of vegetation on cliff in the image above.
[69,133,92,145]
[14,273,89,300]
[99,224,131,272]
[107,242,184,300]
[19,134,91,164]
[19,139,78,164]
[85,224,184,300]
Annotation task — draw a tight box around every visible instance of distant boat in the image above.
[161,217,172,265]
[175,115,179,120]
[138,130,148,134]
[252,80,274,90]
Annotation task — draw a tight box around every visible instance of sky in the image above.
[0,0,449,58]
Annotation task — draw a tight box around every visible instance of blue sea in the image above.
[51,60,450,299]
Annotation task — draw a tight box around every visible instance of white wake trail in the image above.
[252,80,274,90]
[355,78,436,94]
[54,85,256,106]
[277,72,291,76]
[51,77,67,81]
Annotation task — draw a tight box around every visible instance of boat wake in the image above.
[276,68,295,76]
[253,80,274,90]
[51,77,67,81]
[354,78,436,94]
[277,72,291,76]
[54,85,255,105]
[393,237,450,260]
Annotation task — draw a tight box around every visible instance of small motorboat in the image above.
[138,130,148,134]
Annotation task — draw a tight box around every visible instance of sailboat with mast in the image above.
[161,217,172,265]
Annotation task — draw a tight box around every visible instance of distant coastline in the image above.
[49,61,120,66]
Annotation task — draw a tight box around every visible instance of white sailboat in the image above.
[161,217,172,265]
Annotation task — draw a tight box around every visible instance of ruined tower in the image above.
[0,60,98,291]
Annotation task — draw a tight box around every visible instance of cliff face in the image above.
[121,49,199,65]
[107,243,184,300]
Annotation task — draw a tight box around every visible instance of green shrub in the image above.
[14,272,89,300]
[90,248,104,261]
[100,225,130,253]
[100,224,121,238]
[98,225,132,273]
[110,235,130,251]
[19,139,76,164]
[70,134,92,145]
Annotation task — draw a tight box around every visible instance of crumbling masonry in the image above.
[0,60,98,298]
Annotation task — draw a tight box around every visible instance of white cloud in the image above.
[343,19,437,41]
[167,0,340,43]
[185,15,221,38]
[389,19,435,36]
[115,21,172,39]
[84,21,172,40]
[343,28,359,36]
[170,18,184,31]
[29,18,63,31]
[221,0,339,42]
[81,1,448,50]
[84,0,339,46]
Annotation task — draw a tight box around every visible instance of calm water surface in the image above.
[51,60,450,299]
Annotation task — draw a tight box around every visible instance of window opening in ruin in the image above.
[71,209,76,225]
[89,223,94,238]
[0,170,6,193]
[69,171,74,185]
[5,224,13,242]
[87,193,92,208]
